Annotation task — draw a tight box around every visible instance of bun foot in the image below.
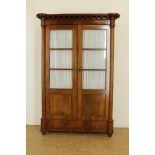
[41,118,47,135]
[41,128,47,135]
[107,132,113,137]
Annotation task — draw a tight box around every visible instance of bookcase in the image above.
[37,13,120,136]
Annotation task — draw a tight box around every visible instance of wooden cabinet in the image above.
[37,13,120,136]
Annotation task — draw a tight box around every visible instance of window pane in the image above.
[50,30,72,48]
[50,50,72,68]
[83,71,105,89]
[83,50,106,69]
[50,70,72,88]
[83,30,107,49]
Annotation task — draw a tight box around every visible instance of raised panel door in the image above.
[78,25,110,132]
[45,25,78,131]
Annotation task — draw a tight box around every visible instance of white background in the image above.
[26,0,129,127]
[0,0,155,155]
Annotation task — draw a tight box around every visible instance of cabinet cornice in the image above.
[37,13,120,20]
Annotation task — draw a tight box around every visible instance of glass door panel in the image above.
[83,50,106,69]
[50,50,72,68]
[49,30,73,88]
[50,70,72,88]
[50,30,72,48]
[83,71,106,89]
[83,30,107,49]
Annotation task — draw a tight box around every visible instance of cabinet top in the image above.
[36,13,120,20]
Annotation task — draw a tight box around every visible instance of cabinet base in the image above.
[40,119,114,137]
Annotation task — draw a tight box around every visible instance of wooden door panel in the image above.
[82,94,106,120]
[49,94,72,120]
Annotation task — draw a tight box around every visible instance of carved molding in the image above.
[110,17,116,28]
[37,13,120,21]
[41,18,46,28]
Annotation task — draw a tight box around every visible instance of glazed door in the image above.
[45,25,78,129]
[78,25,110,131]
[45,24,110,131]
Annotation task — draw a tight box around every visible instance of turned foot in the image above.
[107,132,113,137]
[41,128,47,135]
[41,118,47,135]
[107,119,113,137]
